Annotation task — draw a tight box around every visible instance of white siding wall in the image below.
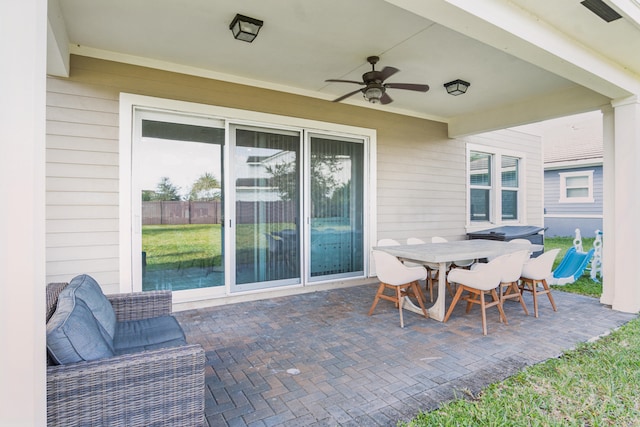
[46,77,121,293]
[377,134,467,242]
[44,56,544,296]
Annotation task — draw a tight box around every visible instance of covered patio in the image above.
[176,285,635,426]
[4,0,640,424]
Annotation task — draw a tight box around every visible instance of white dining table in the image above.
[374,239,541,321]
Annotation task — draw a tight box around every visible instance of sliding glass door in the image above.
[135,113,225,292]
[308,134,364,280]
[231,125,302,291]
[132,105,369,297]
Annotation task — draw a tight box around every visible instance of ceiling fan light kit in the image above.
[326,56,430,105]
[229,14,263,42]
[444,79,470,96]
[363,84,384,104]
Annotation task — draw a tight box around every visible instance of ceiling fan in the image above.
[326,56,430,105]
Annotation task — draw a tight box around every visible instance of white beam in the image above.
[600,105,615,305]
[0,0,47,425]
[46,0,69,77]
[385,0,639,99]
[448,85,610,137]
[609,96,640,313]
[609,0,640,30]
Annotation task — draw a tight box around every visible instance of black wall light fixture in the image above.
[444,79,470,96]
[229,14,264,43]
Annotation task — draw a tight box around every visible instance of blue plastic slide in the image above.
[549,247,595,285]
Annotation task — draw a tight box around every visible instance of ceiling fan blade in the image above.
[384,83,430,92]
[325,79,365,85]
[378,66,400,82]
[332,88,364,103]
[380,92,393,105]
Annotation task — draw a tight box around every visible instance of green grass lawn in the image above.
[401,318,640,426]
[400,237,640,427]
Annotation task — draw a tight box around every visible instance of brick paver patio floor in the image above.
[175,283,637,427]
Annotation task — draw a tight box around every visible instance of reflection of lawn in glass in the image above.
[142,223,299,270]
[143,224,222,271]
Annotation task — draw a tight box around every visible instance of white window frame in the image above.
[467,144,525,227]
[558,170,594,203]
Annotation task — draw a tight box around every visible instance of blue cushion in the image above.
[113,316,187,354]
[67,274,117,340]
[46,295,115,365]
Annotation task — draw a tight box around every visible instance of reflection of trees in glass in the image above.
[264,162,297,201]
[143,174,222,201]
[188,172,221,201]
[142,176,181,201]
[266,153,346,217]
[141,190,155,201]
[327,182,350,218]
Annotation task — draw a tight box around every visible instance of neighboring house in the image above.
[542,112,604,238]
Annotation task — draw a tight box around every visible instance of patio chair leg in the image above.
[426,272,434,302]
[509,282,530,315]
[410,281,429,319]
[368,283,385,316]
[492,289,508,325]
[397,286,404,328]
[412,280,427,303]
[443,285,465,323]
[541,279,558,312]
[464,287,481,313]
[480,292,488,335]
[500,282,529,316]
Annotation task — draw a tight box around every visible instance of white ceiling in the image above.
[51,0,640,131]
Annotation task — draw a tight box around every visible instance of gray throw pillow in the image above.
[67,274,117,340]
[46,295,114,365]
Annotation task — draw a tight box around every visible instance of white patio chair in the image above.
[519,248,561,318]
[443,255,506,335]
[509,238,532,246]
[377,238,400,247]
[378,238,427,302]
[473,249,531,318]
[369,250,428,328]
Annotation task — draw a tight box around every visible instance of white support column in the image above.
[0,0,47,425]
[609,97,640,313]
[600,106,615,305]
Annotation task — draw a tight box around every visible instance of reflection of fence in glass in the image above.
[142,201,221,225]
[142,201,297,225]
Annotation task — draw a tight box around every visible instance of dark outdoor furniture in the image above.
[45,276,205,427]
[467,225,545,257]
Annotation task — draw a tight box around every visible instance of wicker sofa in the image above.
[45,278,206,427]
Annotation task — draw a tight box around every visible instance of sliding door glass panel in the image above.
[138,119,225,291]
[233,127,301,289]
[309,135,364,279]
